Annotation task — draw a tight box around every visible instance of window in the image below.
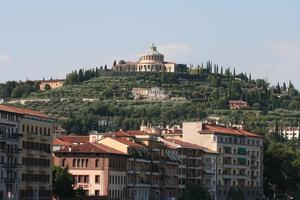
[86,159,89,167]
[95,175,100,184]
[95,190,99,196]
[95,159,99,167]
[84,175,89,183]
[62,159,66,167]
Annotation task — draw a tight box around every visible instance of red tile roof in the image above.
[57,135,89,144]
[107,130,147,137]
[126,130,148,136]
[164,138,216,153]
[40,79,64,83]
[203,124,262,138]
[53,138,72,146]
[0,105,48,118]
[109,130,132,137]
[57,142,126,155]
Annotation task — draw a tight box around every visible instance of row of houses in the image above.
[0,103,264,200]
[53,122,264,200]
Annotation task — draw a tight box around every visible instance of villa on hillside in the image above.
[132,87,169,100]
[39,79,64,91]
[113,43,187,73]
[229,100,249,110]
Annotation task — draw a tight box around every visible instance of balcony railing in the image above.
[4,178,17,183]
[0,132,22,140]
[4,163,20,168]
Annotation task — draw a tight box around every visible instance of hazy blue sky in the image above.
[0,1,299,87]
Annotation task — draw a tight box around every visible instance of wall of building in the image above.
[19,116,53,200]
[0,111,20,200]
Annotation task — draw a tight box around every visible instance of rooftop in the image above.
[163,138,217,153]
[56,135,89,144]
[0,104,48,118]
[57,142,126,155]
[40,79,65,83]
[203,124,262,138]
[106,137,144,148]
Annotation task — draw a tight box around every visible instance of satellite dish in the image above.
[0,98,4,104]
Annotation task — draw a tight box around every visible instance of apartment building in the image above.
[54,142,128,199]
[99,134,179,200]
[182,122,263,200]
[159,138,218,199]
[0,105,53,200]
[19,108,53,200]
[0,106,21,200]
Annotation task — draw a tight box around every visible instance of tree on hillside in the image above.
[52,166,75,199]
[44,84,51,91]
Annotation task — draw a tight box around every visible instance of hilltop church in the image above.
[112,43,187,73]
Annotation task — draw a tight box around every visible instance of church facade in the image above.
[113,44,187,73]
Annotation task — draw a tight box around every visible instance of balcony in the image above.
[251,174,258,179]
[237,148,247,155]
[5,178,17,183]
[251,165,258,169]
[0,132,21,141]
[4,163,19,168]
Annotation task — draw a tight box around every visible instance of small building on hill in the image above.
[269,126,300,140]
[229,100,249,110]
[39,79,64,91]
[132,87,169,100]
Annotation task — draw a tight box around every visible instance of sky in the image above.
[0,0,300,88]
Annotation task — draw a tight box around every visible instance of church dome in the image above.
[139,43,164,64]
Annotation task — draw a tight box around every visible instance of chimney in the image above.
[68,146,72,152]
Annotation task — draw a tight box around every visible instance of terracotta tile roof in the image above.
[203,124,262,138]
[57,135,89,144]
[40,79,64,83]
[107,130,132,137]
[126,130,148,136]
[57,142,126,155]
[108,137,144,148]
[0,104,48,118]
[53,138,72,146]
[107,130,147,137]
[163,138,217,153]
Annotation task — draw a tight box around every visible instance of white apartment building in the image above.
[182,122,264,200]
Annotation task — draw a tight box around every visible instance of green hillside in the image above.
[3,67,300,135]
